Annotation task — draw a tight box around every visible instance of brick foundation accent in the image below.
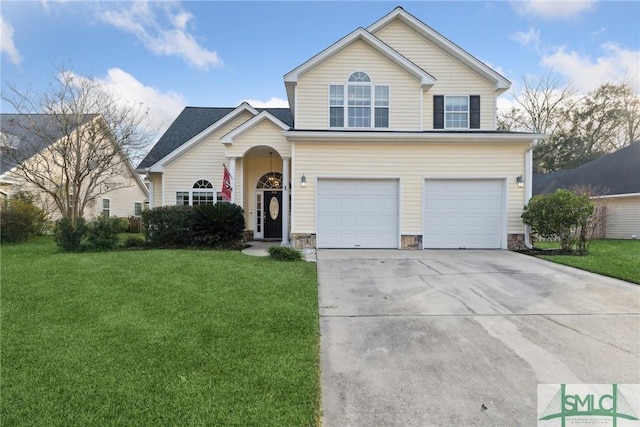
[291,233,316,249]
[401,235,422,250]
[507,233,526,250]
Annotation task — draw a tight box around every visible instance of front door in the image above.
[264,191,282,239]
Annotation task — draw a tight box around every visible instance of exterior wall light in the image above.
[516,175,524,188]
[301,174,307,187]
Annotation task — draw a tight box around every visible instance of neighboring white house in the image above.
[137,7,544,250]
[534,141,640,239]
[1,113,148,220]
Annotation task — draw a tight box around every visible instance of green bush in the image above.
[268,245,304,261]
[141,205,194,248]
[522,189,594,253]
[191,203,245,248]
[86,216,129,251]
[0,192,50,243]
[54,217,88,252]
[122,235,147,249]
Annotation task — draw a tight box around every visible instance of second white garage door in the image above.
[424,179,505,249]
[317,179,398,248]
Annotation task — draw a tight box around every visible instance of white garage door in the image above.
[317,179,398,248]
[424,179,504,249]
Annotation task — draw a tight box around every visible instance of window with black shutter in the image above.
[433,95,444,129]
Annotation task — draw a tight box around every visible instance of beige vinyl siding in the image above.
[226,120,291,158]
[292,141,528,235]
[296,40,422,130]
[163,112,253,205]
[84,174,147,219]
[373,20,497,130]
[150,173,162,207]
[601,196,640,239]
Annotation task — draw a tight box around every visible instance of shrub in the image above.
[141,205,194,248]
[522,189,594,253]
[86,215,129,251]
[268,245,303,261]
[122,235,147,249]
[0,192,50,243]
[191,203,245,248]
[54,217,88,252]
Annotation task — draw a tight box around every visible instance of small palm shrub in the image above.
[191,203,245,248]
[268,245,303,261]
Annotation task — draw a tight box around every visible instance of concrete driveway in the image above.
[317,250,640,426]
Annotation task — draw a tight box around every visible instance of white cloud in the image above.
[542,42,640,91]
[70,68,186,138]
[239,97,290,108]
[513,0,596,19]
[511,27,540,49]
[100,1,221,70]
[0,14,22,64]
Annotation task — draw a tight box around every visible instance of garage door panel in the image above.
[318,179,398,248]
[424,179,503,249]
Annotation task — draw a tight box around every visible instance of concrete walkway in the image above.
[317,249,640,426]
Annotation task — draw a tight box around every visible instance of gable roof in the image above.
[221,110,291,145]
[283,26,436,114]
[137,106,293,170]
[368,7,511,94]
[533,142,640,196]
[1,113,97,175]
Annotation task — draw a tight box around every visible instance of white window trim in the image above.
[175,190,218,206]
[327,77,390,129]
[134,201,143,216]
[444,95,470,130]
[102,198,111,217]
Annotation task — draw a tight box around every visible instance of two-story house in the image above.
[137,7,544,250]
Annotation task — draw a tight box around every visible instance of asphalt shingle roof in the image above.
[533,141,640,196]
[137,107,293,170]
[1,114,96,175]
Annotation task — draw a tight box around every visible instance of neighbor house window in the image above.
[434,95,480,129]
[102,198,110,217]
[134,202,142,216]
[175,180,215,206]
[329,72,389,129]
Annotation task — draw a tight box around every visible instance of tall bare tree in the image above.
[1,68,152,226]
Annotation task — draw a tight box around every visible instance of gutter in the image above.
[524,139,538,249]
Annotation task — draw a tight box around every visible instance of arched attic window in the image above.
[348,72,371,83]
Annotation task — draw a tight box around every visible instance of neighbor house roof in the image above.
[137,106,293,170]
[533,141,640,196]
[0,113,97,175]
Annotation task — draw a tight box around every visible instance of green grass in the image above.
[1,237,320,426]
[536,239,640,284]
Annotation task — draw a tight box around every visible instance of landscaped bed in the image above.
[534,239,640,284]
[1,237,320,426]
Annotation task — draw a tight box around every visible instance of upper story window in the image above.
[330,72,389,129]
[434,95,481,129]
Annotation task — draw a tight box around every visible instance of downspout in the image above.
[524,139,538,249]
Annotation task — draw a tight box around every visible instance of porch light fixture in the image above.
[301,174,307,187]
[516,175,524,188]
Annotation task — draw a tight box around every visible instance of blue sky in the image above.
[2,1,639,137]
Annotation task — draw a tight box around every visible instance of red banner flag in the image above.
[221,164,232,201]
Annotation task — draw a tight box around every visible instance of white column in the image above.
[281,157,290,246]
[229,157,236,204]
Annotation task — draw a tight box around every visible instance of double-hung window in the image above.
[330,72,389,129]
[102,198,110,217]
[434,95,480,129]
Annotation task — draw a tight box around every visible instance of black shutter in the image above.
[433,95,444,129]
[470,95,480,129]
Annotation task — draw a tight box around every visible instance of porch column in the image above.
[281,157,290,246]
[229,157,236,204]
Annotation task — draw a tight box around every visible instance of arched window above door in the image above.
[256,172,283,189]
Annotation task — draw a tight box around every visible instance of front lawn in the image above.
[536,239,640,284]
[1,237,320,426]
